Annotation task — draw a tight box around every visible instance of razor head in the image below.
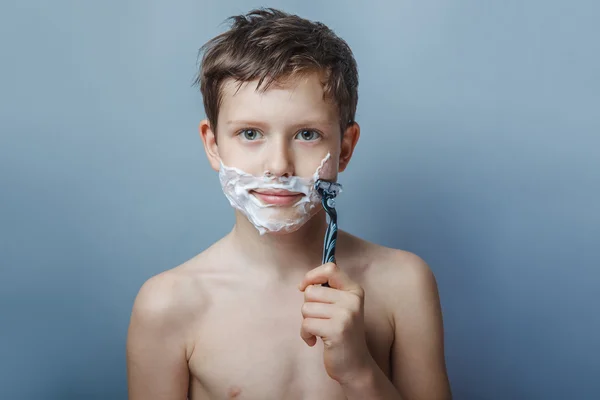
[315,179,343,198]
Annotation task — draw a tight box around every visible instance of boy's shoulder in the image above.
[341,231,435,288]
[340,231,440,314]
[129,240,224,337]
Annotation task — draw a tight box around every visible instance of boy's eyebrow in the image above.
[225,119,265,126]
[226,118,336,128]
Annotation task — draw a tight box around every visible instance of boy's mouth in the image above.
[251,189,303,206]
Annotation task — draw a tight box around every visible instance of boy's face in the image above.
[199,71,359,234]
[201,71,359,181]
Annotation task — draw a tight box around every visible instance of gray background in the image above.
[1,1,598,399]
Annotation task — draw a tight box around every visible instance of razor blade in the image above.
[315,179,343,198]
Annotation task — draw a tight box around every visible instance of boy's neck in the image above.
[227,210,329,281]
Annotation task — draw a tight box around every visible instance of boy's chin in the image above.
[240,206,322,235]
[257,214,319,236]
[261,221,307,235]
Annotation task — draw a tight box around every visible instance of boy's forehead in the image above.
[219,73,337,122]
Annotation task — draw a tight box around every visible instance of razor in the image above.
[315,179,343,287]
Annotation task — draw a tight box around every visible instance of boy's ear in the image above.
[199,119,221,172]
[338,122,360,173]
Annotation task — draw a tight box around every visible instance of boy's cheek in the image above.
[216,143,257,173]
[287,154,334,180]
[315,152,339,181]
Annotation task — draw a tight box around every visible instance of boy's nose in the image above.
[264,140,294,178]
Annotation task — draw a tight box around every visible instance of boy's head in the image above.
[195,8,360,234]
[194,7,359,138]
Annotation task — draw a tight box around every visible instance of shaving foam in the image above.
[218,153,336,235]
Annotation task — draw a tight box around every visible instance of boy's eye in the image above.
[295,130,320,141]
[240,129,263,141]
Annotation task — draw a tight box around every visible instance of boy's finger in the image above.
[298,262,338,290]
[298,263,362,296]
[303,285,343,304]
[300,318,327,347]
[301,301,335,319]
[300,321,317,346]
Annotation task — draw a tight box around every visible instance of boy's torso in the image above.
[173,232,400,400]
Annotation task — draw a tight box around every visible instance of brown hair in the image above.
[193,8,359,134]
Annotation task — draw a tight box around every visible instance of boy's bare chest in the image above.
[186,289,393,400]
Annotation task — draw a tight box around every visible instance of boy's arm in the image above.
[126,275,191,400]
[389,254,452,399]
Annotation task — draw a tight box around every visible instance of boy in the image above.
[127,8,452,400]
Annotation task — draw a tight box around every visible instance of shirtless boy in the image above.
[127,8,452,400]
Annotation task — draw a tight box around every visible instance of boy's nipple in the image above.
[228,385,242,398]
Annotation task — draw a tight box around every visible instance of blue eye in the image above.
[295,129,320,141]
[239,129,263,141]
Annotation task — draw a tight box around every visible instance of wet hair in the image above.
[193,7,359,134]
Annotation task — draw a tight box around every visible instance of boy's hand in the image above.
[298,262,374,384]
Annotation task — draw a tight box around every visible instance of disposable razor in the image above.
[314,179,343,288]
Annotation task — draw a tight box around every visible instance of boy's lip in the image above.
[253,189,302,196]
[251,189,303,205]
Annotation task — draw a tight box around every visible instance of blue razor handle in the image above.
[315,180,342,288]
[320,195,338,265]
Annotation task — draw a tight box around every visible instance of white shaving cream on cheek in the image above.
[218,153,336,235]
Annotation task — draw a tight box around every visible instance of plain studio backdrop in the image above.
[1,1,598,399]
